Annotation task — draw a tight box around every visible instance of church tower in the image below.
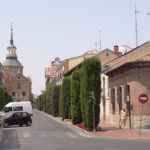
[3,25,32,101]
[3,25,23,76]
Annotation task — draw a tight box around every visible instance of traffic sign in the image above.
[139,94,148,104]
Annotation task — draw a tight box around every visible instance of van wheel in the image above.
[19,124,23,127]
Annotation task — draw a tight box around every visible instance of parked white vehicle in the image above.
[3,101,33,116]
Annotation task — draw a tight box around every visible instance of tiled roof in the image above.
[104,41,150,73]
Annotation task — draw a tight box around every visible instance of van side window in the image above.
[13,106,23,111]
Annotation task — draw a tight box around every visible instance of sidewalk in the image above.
[93,122,150,140]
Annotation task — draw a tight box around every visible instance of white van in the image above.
[3,101,33,116]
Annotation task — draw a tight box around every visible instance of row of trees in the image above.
[0,87,12,110]
[37,57,101,131]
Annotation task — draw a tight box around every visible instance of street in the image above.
[0,110,150,150]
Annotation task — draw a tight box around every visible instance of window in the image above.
[111,88,116,114]
[13,106,23,111]
[4,107,12,112]
[17,83,21,89]
[22,92,26,96]
[118,87,123,113]
[12,92,16,97]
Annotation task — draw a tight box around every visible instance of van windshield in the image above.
[3,107,12,113]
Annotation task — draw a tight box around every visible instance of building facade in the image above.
[45,57,64,85]
[3,27,32,101]
[104,41,150,129]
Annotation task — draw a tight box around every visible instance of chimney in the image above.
[113,45,119,53]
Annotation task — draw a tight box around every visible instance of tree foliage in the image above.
[71,69,82,124]
[0,87,12,110]
[51,85,60,116]
[60,77,71,119]
[80,57,101,130]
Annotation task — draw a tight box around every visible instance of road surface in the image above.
[0,109,150,150]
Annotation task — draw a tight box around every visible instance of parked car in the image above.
[3,112,32,128]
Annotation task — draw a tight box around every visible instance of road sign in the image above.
[139,94,148,104]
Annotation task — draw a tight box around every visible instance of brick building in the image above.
[104,41,150,129]
[3,27,32,101]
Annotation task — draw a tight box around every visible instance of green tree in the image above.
[80,57,101,131]
[51,85,60,116]
[60,77,71,120]
[0,87,12,110]
[71,69,82,124]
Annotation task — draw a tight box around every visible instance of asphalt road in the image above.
[0,109,150,150]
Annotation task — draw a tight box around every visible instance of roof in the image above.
[106,60,150,75]
[64,49,98,61]
[3,57,23,67]
[64,48,121,76]
[104,41,150,73]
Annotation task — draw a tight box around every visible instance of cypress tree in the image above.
[60,76,71,120]
[80,57,101,130]
[51,85,60,116]
[71,69,82,124]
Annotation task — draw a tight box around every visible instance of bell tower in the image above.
[7,24,17,59]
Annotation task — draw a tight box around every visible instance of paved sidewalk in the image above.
[38,111,150,140]
[93,123,150,140]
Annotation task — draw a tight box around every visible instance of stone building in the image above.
[104,41,150,129]
[3,27,32,101]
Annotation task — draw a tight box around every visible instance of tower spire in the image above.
[10,24,14,46]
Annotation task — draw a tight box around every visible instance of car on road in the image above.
[3,112,32,128]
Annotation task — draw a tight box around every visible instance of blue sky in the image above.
[0,0,150,95]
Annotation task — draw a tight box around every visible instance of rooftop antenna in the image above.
[98,30,102,50]
[134,4,139,47]
[94,41,98,50]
